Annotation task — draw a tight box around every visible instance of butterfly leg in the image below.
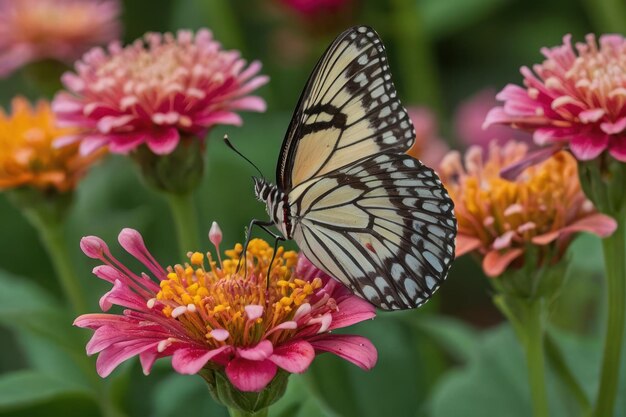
[239,218,284,278]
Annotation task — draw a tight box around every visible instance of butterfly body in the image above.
[253,25,457,310]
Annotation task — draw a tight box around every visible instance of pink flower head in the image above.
[74,228,377,392]
[454,88,531,149]
[405,107,449,167]
[438,141,617,277]
[53,29,269,156]
[484,34,626,162]
[0,0,120,78]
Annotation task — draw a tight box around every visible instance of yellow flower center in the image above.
[0,97,99,192]
[155,239,322,348]
[443,143,590,249]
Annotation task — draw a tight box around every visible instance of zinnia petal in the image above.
[310,335,378,370]
[226,358,277,392]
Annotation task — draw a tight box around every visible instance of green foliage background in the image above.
[0,0,624,416]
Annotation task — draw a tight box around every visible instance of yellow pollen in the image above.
[155,239,318,348]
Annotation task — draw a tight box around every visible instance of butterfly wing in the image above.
[288,153,457,310]
[277,25,415,191]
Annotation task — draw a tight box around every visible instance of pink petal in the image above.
[579,108,605,123]
[600,117,626,134]
[171,345,232,374]
[140,350,160,375]
[499,145,561,180]
[245,305,264,321]
[329,297,375,330]
[80,236,109,259]
[118,228,165,277]
[609,136,626,162]
[532,213,617,245]
[226,358,277,392]
[146,127,180,155]
[108,133,147,154]
[482,248,524,277]
[79,135,109,155]
[310,334,377,370]
[96,340,159,377]
[237,340,273,361]
[210,329,230,341]
[53,135,81,148]
[228,96,267,112]
[194,111,242,127]
[455,235,482,257]
[569,132,609,160]
[269,340,314,373]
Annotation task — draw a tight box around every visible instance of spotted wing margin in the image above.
[289,153,457,310]
[277,25,415,191]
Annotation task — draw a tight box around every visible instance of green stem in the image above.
[523,300,550,417]
[164,191,200,257]
[390,0,442,113]
[545,333,591,414]
[594,208,626,417]
[227,408,268,417]
[34,216,87,314]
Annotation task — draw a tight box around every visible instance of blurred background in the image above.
[0,0,622,416]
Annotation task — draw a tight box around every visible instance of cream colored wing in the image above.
[288,153,457,310]
[277,25,415,191]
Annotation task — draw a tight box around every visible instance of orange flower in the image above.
[0,97,103,192]
[439,141,617,277]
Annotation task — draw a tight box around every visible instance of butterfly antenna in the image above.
[224,135,265,179]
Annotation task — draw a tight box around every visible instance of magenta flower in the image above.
[484,34,626,162]
[0,0,120,78]
[53,30,268,156]
[74,227,377,392]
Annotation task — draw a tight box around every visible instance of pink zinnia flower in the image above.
[53,29,268,156]
[438,141,617,277]
[0,0,120,78]
[484,34,626,162]
[74,226,377,392]
[454,88,530,149]
[405,107,449,167]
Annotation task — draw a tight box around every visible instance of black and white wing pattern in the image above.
[277,25,415,190]
[253,25,458,310]
[288,153,457,310]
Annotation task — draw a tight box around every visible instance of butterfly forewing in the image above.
[278,26,415,190]
[288,153,456,310]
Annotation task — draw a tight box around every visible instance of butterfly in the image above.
[252,25,457,310]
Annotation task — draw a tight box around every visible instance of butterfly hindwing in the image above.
[288,153,457,310]
[278,26,415,191]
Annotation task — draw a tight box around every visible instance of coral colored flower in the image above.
[0,0,120,78]
[406,107,449,167]
[0,97,103,192]
[454,88,530,149]
[278,0,353,17]
[439,141,617,277]
[53,29,269,156]
[484,34,626,162]
[75,228,377,392]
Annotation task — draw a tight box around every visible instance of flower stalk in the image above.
[594,210,625,417]
[164,191,200,258]
[8,188,86,313]
[579,158,626,417]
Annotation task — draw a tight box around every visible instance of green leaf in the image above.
[418,0,509,39]
[0,370,91,412]
[429,325,621,417]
